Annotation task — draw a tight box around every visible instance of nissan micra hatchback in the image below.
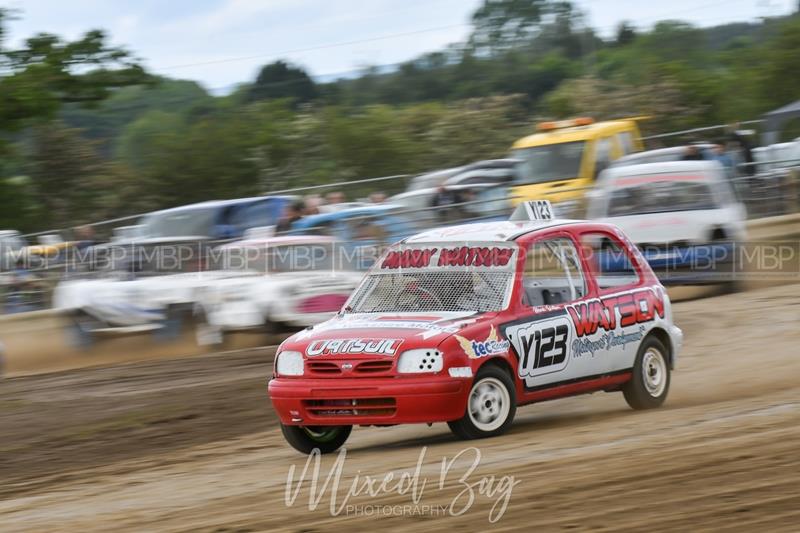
[269,201,683,453]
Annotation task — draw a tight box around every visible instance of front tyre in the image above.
[623,337,670,410]
[280,424,352,454]
[448,365,516,440]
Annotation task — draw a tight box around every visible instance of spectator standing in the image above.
[710,140,735,176]
[304,194,323,215]
[275,200,305,234]
[5,258,43,313]
[369,192,386,204]
[325,191,346,205]
[729,124,756,176]
[431,185,460,222]
[682,145,703,161]
[73,225,96,251]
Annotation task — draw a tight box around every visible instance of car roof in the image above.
[460,158,520,171]
[407,167,464,188]
[598,160,723,188]
[614,144,715,165]
[513,120,637,148]
[389,189,437,201]
[445,167,516,186]
[403,219,583,244]
[145,196,294,216]
[293,204,399,227]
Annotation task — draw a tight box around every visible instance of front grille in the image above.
[306,359,395,376]
[355,360,393,373]
[307,361,341,375]
[304,398,397,417]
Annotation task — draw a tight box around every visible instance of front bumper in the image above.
[269,376,469,426]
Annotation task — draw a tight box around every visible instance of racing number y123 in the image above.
[521,324,569,372]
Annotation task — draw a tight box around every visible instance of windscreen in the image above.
[139,207,218,238]
[345,243,518,313]
[513,141,585,184]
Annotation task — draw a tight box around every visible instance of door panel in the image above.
[505,234,605,390]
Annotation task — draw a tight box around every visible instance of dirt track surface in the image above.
[1,285,799,532]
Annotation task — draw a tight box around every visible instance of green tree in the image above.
[758,17,800,110]
[62,78,210,155]
[543,75,700,134]
[469,0,549,54]
[0,177,38,232]
[25,123,136,229]
[615,21,637,46]
[115,110,185,172]
[248,61,318,105]
[0,9,149,138]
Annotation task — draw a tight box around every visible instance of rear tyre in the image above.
[448,365,516,440]
[280,424,352,454]
[623,337,670,410]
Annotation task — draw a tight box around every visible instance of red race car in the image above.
[269,201,683,453]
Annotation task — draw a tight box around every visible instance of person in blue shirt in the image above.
[710,140,735,176]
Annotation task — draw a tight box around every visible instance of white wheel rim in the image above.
[642,348,667,397]
[468,377,510,432]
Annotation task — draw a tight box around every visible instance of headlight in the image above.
[276,351,304,376]
[397,349,443,373]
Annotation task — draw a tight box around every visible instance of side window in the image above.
[579,232,641,290]
[594,137,613,178]
[522,237,586,307]
[229,201,276,231]
[617,132,635,155]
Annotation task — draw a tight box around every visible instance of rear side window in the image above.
[617,132,635,155]
[608,178,717,217]
[228,200,281,231]
[594,137,613,178]
[579,232,641,290]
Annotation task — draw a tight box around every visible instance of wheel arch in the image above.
[646,327,674,369]
[477,356,516,379]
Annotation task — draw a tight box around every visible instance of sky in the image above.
[1,0,797,93]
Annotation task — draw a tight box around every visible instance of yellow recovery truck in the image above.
[510,117,645,217]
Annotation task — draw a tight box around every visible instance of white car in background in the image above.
[53,264,247,343]
[54,234,361,345]
[587,160,747,287]
[194,235,362,344]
